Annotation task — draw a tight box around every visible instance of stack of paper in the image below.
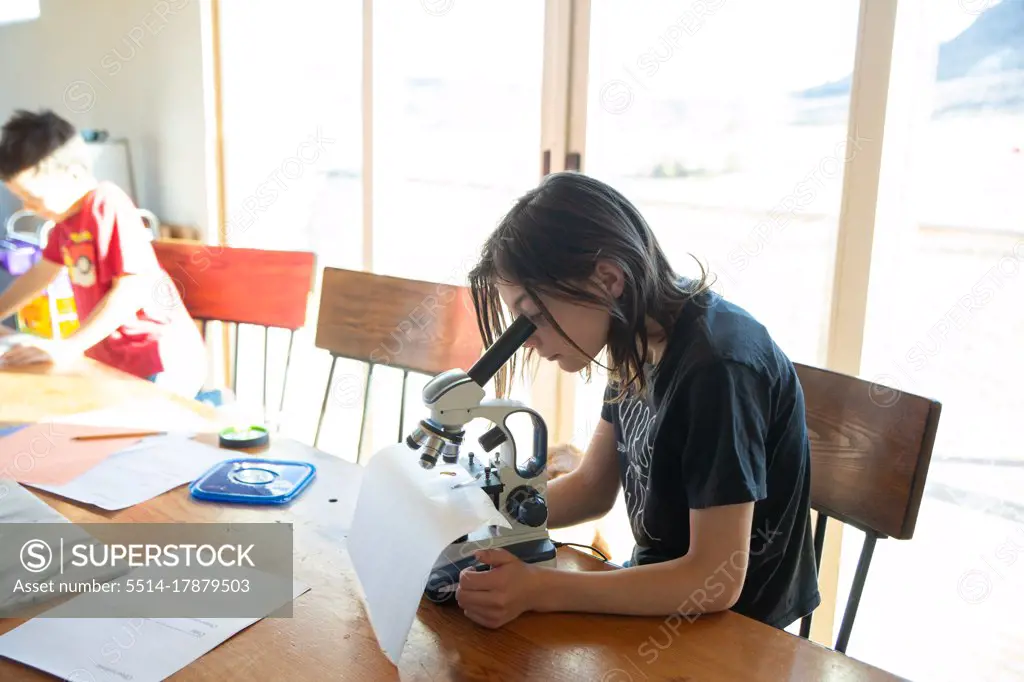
[0,409,314,680]
[0,401,229,511]
[0,580,310,682]
[0,479,314,680]
[0,477,70,524]
[30,435,230,511]
[0,422,150,487]
[0,481,114,615]
[57,398,223,433]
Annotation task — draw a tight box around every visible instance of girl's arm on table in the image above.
[536,501,755,616]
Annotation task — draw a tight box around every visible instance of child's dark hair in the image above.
[0,109,83,181]
[468,171,712,400]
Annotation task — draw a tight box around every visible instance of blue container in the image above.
[190,458,317,505]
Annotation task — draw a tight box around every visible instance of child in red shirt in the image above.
[0,109,206,398]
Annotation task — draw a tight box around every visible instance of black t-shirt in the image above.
[600,286,820,629]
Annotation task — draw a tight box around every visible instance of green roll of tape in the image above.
[218,425,270,449]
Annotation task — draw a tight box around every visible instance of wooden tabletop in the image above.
[0,356,908,681]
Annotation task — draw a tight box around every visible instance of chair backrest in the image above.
[314,267,483,376]
[152,240,317,330]
[794,363,942,540]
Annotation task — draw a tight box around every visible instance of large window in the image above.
[219,0,362,262]
[583,0,859,365]
[846,3,1024,679]
[218,0,363,445]
[372,0,546,283]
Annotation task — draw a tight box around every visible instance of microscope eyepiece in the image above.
[467,316,536,387]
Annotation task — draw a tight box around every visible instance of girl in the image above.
[455,171,820,632]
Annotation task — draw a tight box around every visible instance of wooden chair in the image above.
[313,267,483,462]
[795,362,942,653]
[152,240,317,418]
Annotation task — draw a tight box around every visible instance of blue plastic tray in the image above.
[190,458,316,505]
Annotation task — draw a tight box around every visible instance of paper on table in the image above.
[269,438,365,540]
[0,478,71,599]
[347,443,511,666]
[0,480,111,615]
[0,580,311,682]
[58,399,223,434]
[27,435,229,511]
[0,422,145,486]
[0,333,36,357]
[0,478,70,524]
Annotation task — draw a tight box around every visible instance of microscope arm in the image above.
[468,401,548,479]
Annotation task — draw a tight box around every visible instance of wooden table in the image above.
[0,358,909,681]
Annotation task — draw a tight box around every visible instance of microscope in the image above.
[404,316,557,603]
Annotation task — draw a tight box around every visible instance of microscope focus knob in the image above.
[517,496,547,528]
[479,426,507,453]
[506,486,547,528]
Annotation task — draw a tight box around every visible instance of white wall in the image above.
[0,0,212,237]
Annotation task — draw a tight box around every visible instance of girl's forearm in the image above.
[533,553,746,617]
[546,469,616,529]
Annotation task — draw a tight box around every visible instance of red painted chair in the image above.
[152,239,317,419]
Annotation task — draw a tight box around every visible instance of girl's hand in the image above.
[455,548,545,629]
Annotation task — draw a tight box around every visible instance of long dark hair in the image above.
[468,171,712,400]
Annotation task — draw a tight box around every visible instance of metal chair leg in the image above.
[835,531,878,654]
[812,511,828,570]
[278,329,296,418]
[232,322,241,395]
[314,355,338,448]
[397,369,410,443]
[799,511,830,639]
[262,325,269,423]
[799,606,813,639]
[355,363,375,465]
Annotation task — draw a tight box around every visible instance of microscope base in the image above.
[424,537,557,605]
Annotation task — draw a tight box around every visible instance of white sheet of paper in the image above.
[0,478,68,524]
[0,580,310,682]
[347,443,511,666]
[268,438,365,540]
[56,399,222,434]
[0,333,35,356]
[26,436,229,511]
[0,481,113,615]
